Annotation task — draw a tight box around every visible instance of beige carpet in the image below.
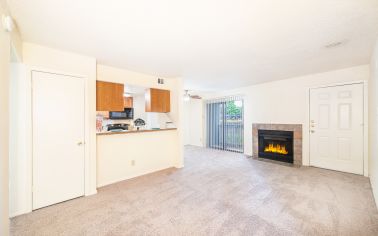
[11,146,378,235]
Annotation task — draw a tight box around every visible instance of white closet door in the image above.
[32,71,85,209]
[309,83,364,175]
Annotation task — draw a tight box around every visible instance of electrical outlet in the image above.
[131,160,135,166]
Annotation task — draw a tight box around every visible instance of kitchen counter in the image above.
[96,128,177,135]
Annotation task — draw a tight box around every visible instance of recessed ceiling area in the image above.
[8,0,378,91]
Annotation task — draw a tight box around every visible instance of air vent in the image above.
[158,78,164,84]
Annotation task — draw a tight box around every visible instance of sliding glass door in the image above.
[206,96,244,153]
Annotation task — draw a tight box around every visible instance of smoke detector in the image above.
[1,15,14,32]
[324,40,347,49]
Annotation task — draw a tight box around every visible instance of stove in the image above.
[107,123,129,131]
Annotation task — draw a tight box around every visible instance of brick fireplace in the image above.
[252,123,302,166]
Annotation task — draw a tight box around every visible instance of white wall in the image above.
[97,130,178,187]
[0,2,10,233]
[98,64,177,90]
[9,64,30,217]
[0,0,22,233]
[183,100,190,145]
[369,39,378,205]
[10,43,97,217]
[133,94,147,121]
[183,99,204,147]
[202,65,369,167]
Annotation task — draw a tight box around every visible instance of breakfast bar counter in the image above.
[96,128,180,187]
[96,128,177,135]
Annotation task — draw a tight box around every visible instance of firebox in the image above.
[258,129,294,163]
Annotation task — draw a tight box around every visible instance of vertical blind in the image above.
[206,95,244,153]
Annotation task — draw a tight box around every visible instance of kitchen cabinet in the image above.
[96,81,124,111]
[145,88,170,113]
[124,97,133,108]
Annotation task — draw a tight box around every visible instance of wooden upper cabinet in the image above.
[96,81,124,111]
[145,88,171,113]
[124,97,133,108]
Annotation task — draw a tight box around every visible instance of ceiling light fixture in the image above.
[183,90,190,101]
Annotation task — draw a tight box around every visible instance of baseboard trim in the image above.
[85,190,98,196]
[371,178,378,209]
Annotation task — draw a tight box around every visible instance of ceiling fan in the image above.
[184,90,202,101]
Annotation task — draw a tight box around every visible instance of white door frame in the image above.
[308,80,368,176]
[24,67,93,213]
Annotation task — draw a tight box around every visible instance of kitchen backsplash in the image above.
[96,112,175,132]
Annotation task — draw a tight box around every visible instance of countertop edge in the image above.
[97,128,177,136]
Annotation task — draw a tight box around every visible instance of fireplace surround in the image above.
[253,123,302,166]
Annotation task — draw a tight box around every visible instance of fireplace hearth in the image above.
[258,130,294,163]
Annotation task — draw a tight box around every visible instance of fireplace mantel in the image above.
[252,123,302,166]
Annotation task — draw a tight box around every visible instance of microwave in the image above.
[109,108,134,120]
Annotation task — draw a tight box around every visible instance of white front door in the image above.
[32,71,85,209]
[309,83,364,175]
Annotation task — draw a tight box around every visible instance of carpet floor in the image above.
[11,145,378,236]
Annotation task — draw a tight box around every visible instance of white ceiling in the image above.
[8,0,378,91]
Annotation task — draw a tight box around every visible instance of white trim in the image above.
[9,210,26,219]
[309,80,366,89]
[10,43,21,62]
[204,94,245,102]
[202,99,206,147]
[363,81,369,177]
[307,87,311,166]
[28,66,86,79]
[308,80,368,176]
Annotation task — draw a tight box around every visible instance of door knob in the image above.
[310,130,315,133]
[77,141,83,146]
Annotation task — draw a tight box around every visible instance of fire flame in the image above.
[264,143,288,155]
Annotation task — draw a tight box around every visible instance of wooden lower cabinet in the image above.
[145,88,170,113]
